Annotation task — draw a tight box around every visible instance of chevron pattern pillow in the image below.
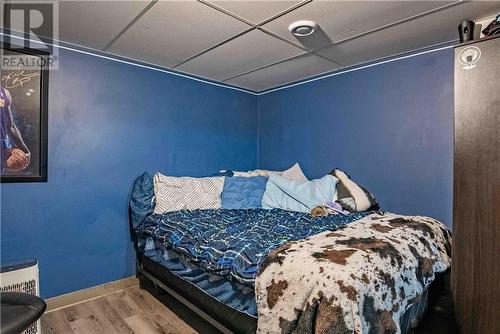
[153,172,225,214]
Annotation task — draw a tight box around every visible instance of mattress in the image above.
[137,212,436,331]
[141,236,258,317]
[140,236,433,332]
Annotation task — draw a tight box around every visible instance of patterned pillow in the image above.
[153,172,224,214]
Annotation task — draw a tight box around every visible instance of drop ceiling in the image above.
[9,1,500,92]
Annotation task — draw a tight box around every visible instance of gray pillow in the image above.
[330,169,379,212]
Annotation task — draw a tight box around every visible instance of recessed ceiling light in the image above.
[288,20,317,37]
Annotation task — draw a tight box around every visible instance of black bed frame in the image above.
[136,254,257,334]
[136,252,451,334]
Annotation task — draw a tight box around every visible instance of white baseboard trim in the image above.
[45,276,139,312]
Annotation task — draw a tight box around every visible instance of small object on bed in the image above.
[310,206,329,217]
[311,201,348,217]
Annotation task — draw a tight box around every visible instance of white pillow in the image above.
[233,163,308,182]
[281,163,308,182]
[153,173,224,214]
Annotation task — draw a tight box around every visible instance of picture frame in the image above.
[1,44,48,183]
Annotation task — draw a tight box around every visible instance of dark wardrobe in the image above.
[452,35,500,334]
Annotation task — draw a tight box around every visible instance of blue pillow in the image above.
[262,174,338,213]
[129,172,155,228]
[221,176,268,209]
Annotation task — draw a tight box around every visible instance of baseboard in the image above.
[45,276,139,312]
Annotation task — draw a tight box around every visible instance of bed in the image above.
[130,173,452,334]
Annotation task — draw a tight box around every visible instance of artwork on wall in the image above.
[1,45,48,183]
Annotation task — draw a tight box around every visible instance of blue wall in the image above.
[1,44,455,299]
[0,48,257,298]
[258,49,454,227]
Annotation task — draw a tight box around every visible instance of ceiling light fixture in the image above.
[288,20,317,37]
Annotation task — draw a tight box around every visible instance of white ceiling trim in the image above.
[4,0,496,93]
[0,30,259,95]
[0,30,459,96]
[258,42,456,95]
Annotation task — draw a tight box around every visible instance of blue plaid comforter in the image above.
[137,209,371,286]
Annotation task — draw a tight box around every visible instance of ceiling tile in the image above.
[205,1,304,24]
[317,1,500,68]
[263,1,455,50]
[107,1,250,68]
[58,1,149,50]
[226,53,339,92]
[177,30,304,81]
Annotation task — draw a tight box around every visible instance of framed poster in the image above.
[1,45,48,182]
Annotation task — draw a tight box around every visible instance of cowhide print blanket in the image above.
[255,212,452,334]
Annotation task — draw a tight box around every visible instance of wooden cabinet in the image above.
[452,36,500,334]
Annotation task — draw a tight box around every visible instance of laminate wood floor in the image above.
[42,277,456,334]
[42,287,198,334]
